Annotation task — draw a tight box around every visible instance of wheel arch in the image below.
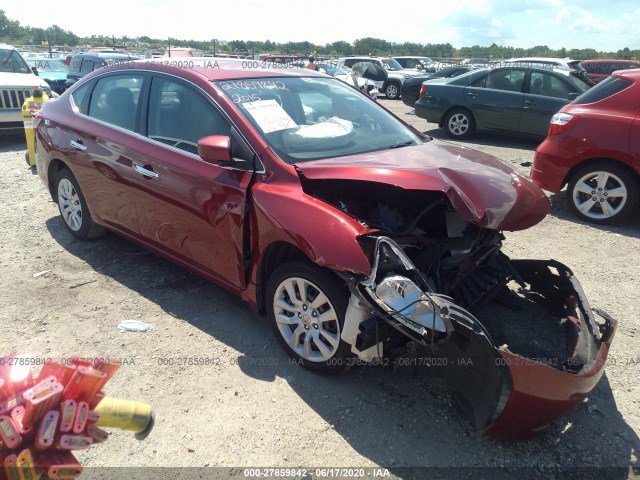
[47,158,71,202]
[255,241,349,315]
[562,157,640,190]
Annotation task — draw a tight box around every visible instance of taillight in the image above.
[548,112,578,136]
[419,84,427,98]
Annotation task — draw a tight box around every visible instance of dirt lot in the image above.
[1,99,639,480]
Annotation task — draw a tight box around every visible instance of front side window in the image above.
[147,77,230,155]
[87,75,144,130]
[382,59,403,71]
[529,72,572,99]
[476,69,525,92]
[215,77,421,164]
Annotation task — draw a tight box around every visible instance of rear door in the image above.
[128,74,255,291]
[64,72,145,235]
[464,68,526,132]
[519,71,572,137]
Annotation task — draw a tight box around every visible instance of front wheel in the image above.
[266,262,354,374]
[444,108,475,139]
[384,82,400,100]
[55,168,105,240]
[566,163,638,224]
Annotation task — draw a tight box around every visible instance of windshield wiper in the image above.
[388,140,413,149]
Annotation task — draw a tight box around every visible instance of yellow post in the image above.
[94,397,154,438]
[22,88,49,167]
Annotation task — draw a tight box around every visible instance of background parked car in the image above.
[401,66,473,107]
[28,57,69,95]
[580,59,640,84]
[0,43,53,135]
[392,56,434,71]
[503,57,593,85]
[65,52,142,89]
[337,56,421,100]
[532,69,640,224]
[415,65,591,139]
[317,63,379,100]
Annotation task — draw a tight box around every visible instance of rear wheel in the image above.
[566,162,638,224]
[444,108,475,139]
[55,168,105,240]
[266,262,354,374]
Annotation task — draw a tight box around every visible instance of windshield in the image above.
[215,77,421,164]
[318,64,347,76]
[29,59,68,72]
[382,59,403,71]
[0,49,31,74]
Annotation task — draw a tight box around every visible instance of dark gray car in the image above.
[415,66,591,139]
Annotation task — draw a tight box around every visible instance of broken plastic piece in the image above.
[117,320,151,332]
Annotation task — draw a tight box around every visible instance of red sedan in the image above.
[34,59,616,440]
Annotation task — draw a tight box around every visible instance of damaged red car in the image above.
[34,60,616,440]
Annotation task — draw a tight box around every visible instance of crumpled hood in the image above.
[295,140,550,231]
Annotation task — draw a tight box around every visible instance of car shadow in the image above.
[45,217,639,478]
[423,127,541,153]
[549,191,640,238]
[0,134,26,153]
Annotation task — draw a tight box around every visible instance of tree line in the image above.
[1,10,637,61]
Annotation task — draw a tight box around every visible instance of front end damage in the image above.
[299,175,617,440]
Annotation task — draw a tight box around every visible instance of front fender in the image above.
[251,183,373,275]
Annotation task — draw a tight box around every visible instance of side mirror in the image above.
[198,135,231,163]
[568,92,579,101]
[32,66,39,76]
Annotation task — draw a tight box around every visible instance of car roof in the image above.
[71,52,138,59]
[107,58,326,81]
[582,59,640,64]
[613,68,640,79]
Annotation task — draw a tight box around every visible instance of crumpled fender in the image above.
[250,181,373,275]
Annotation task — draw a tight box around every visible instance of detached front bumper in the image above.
[349,237,617,440]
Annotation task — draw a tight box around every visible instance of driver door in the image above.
[129,75,254,292]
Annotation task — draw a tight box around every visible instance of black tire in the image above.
[266,261,354,374]
[384,82,401,100]
[54,168,106,240]
[444,108,475,139]
[566,162,639,225]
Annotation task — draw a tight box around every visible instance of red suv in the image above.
[532,68,640,224]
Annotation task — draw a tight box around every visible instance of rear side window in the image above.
[573,76,633,104]
[70,82,92,113]
[87,75,144,130]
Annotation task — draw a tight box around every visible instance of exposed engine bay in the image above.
[301,178,615,434]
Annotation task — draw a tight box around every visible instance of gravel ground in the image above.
[0,98,638,480]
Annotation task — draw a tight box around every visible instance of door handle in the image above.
[70,140,87,151]
[467,92,478,98]
[133,164,159,179]
[524,100,536,105]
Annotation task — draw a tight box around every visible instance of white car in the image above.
[317,63,378,100]
[502,57,593,85]
[337,57,422,100]
[0,44,54,135]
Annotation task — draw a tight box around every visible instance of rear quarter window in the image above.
[573,76,633,104]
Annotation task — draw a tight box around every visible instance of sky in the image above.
[1,0,637,51]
